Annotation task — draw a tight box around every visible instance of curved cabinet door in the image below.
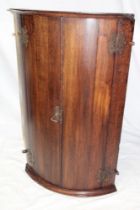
[61,17,134,190]
[14,14,62,185]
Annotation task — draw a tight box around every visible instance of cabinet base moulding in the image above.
[25,164,117,197]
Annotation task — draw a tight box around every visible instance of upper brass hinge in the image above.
[109,32,126,54]
[13,27,29,47]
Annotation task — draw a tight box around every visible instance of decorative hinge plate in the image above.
[22,148,34,165]
[97,168,119,183]
[13,27,29,47]
[109,32,126,54]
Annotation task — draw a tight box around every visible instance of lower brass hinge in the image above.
[22,148,34,165]
[98,168,119,183]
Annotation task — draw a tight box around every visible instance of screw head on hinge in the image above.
[22,149,28,153]
[129,41,135,46]
[114,169,119,175]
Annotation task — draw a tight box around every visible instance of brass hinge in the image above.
[109,32,126,54]
[13,27,29,47]
[22,148,34,165]
[97,168,119,183]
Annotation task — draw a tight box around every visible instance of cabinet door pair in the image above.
[14,15,134,190]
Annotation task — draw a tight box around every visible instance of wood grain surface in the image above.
[12,10,135,196]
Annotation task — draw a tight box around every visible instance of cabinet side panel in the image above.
[102,19,134,187]
[13,14,33,166]
[18,15,62,185]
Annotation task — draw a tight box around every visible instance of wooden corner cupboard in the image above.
[10,9,135,197]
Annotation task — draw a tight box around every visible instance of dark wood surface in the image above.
[12,10,135,196]
[102,18,135,187]
[26,163,116,197]
[22,15,62,185]
[10,9,134,20]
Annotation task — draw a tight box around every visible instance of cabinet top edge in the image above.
[8,8,135,20]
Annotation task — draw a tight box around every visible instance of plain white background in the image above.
[0,0,140,209]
